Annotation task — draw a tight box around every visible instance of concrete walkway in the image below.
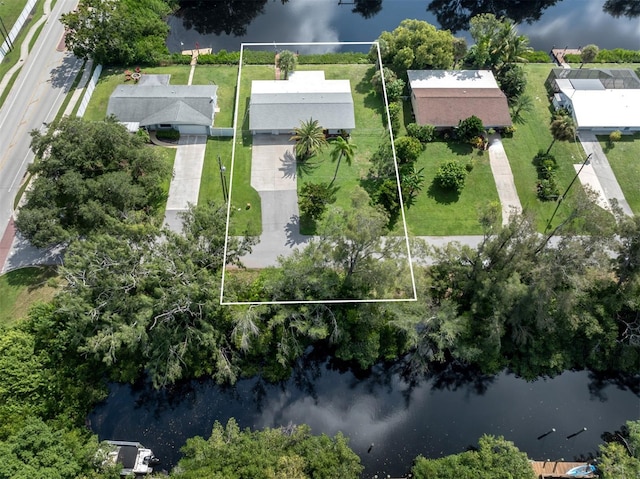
[488,133,522,225]
[242,134,310,268]
[63,58,94,117]
[577,131,633,216]
[163,135,207,233]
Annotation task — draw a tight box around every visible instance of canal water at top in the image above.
[167,0,640,54]
[89,359,640,478]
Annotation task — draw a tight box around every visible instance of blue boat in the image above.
[566,464,596,477]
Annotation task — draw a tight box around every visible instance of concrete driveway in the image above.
[163,135,207,233]
[242,134,310,268]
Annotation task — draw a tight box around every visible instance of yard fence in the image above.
[210,127,234,137]
[0,0,38,62]
[76,64,102,118]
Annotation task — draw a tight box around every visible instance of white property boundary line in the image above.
[220,41,417,305]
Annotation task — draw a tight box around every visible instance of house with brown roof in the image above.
[407,70,512,129]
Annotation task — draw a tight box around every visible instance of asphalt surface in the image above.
[0,0,82,252]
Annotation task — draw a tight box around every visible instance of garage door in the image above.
[178,125,208,135]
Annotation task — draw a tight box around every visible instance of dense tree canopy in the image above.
[61,0,175,65]
[413,435,535,479]
[173,419,363,479]
[371,19,457,73]
[16,117,171,248]
[599,420,640,479]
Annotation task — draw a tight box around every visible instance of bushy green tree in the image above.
[298,182,337,221]
[371,67,405,102]
[388,101,402,135]
[394,135,423,164]
[406,123,435,144]
[434,160,467,193]
[413,435,535,479]
[547,110,576,154]
[61,0,174,65]
[371,19,455,73]
[580,44,600,68]
[15,116,171,248]
[174,419,363,479]
[456,115,484,143]
[495,63,527,103]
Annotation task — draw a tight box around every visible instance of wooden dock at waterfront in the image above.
[530,460,596,478]
[551,48,582,66]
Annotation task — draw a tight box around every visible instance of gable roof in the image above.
[250,71,355,131]
[407,70,512,128]
[107,84,217,127]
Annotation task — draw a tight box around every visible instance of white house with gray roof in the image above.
[107,74,217,135]
[249,71,355,135]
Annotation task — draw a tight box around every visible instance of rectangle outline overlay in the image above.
[220,41,417,305]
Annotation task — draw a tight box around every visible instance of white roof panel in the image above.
[407,70,499,89]
[570,89,640,128]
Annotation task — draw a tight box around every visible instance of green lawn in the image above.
[599,132,640,214]
[83,65,192,121]
[0,266,60,328]
[404,141,499,235]
[191,65,238,128]
[501,63,588,231]
[199,137,261,235]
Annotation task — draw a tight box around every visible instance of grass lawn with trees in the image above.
[403,142,499,235]
[0,267,60,328]
[599,132,640,214]
[501,64,592,231]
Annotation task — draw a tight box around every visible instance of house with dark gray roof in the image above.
[106,74,217,135]
[249,71,355,135]
[407,70,512,129]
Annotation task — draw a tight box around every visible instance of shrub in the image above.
[371,67,396,94]
[435,160,467,193]
[609,130,622,144]
[502,125,516,136]
[394,136,423,164]
[155,129,180,141]
[406,123,435,143]
[299,182,337,220]
[388,101,402,135]
[533,151,560,200]
[296,52,370,64]
[471,136,485,150]
[465,160,475,172]
[136,128,150,143]
[456,115,484,143]
[386,78,406,102]
[243,50,276,64]
[197,50,241,65]
[521,50,552,63]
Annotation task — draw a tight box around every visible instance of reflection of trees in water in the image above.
[603,0,640,18]
[426,0,561,33]
[176,0,278,36]
[587,370,640,402]
[175,0,382,37]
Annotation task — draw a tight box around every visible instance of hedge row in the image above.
[564,48,640,64]
[520,50,552,63]
[159,50,371,66]
[297,52,371,64]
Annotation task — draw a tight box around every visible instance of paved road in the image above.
[0,0,82,246]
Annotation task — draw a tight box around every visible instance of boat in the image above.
[105,441,160,476]
[565,464,596,477]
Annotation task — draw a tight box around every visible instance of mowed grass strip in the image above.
[0,266,60,328]
[501,63,590,231]
[599,132,640,214]
[403,142,499,236]
[191,65,238,128]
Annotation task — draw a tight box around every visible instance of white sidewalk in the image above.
[488,133,522,224]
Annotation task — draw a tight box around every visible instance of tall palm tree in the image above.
[329,136,357,186]
[276,50,297,80]
[547,111,576,154]
[290,118,327,161]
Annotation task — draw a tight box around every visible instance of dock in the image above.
[530,460,596,478]
[550,48,582,67]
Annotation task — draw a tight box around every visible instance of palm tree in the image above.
[290,118,327,161]
[510,94,533,124]
[276,50,297,80]
[547,111,576,154]
[329,136,357,186]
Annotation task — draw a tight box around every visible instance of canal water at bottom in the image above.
[89,360,640,478]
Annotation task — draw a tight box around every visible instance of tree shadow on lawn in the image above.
[427,180,460,204]
[355,65,376,95]
[5,266,57,292]
[446,141,473,156]
[287,154,323,180]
